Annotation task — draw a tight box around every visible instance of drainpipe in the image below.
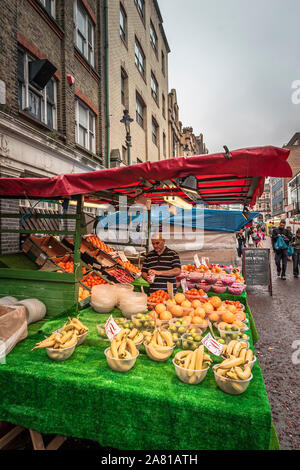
[104,0,110,168]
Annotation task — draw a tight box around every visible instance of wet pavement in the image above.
[2,237,300,450]
[245,237,300,450]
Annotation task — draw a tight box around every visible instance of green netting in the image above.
[0,300,276,449]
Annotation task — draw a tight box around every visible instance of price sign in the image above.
[181,278,188,293]
[194,254,201,268]
[167,282,174,299]
[202,257,209,267]
[105,315,122,341]
[201,333,223,356]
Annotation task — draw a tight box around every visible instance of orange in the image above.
[160,310,172,321]
[155,303,167,315]
[209,296,222,309]
[221,311,235,324]
[174,293,186,304]
[208,312,219,322]
[194,306,206,319]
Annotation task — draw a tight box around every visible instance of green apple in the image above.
[136,313,142,319]
[194,335,202,342]
[225,325,232,331]
[187,335,194,341]
[182,341,189,349]
[218,338,225,344]
[178,326,186,334]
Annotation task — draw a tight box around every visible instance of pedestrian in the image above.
[271,219,293,280]
[287,226,294,261]
[291,228,300,278]
[141,232,181,294]
[252,228,260,247]
[236,228,246,257]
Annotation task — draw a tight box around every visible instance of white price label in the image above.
[201,333,223,356]
[181,278,188,293]
[194,254,201,268]
[105,315,122,341]
[202,257,209,267]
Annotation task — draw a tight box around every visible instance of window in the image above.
[150,21,157,53]
[121,68,127,106]
[39,0,56,17]
[136,93,145,128]
[120,4,127,42]
[162,93,166,118]
[18,49,57,129]
[135,0,145,20]
[74,0,95,67]
[75,99,96,153]
[151,72,158,103]
[163,132,166,157]
[152,118,158,146]
[135,38,145,78]
[161,50,165,75]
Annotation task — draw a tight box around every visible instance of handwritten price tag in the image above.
[105,315,122,341]
[201,333,223,356]
[118,251,128,262]
[167,282,174,299]
[181,278,188,293]
[194,254,201,268]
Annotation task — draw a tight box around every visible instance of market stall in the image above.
[0,146,292,450]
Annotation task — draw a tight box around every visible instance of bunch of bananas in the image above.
[214,356,252,382]
[221,340,254,363]
[31,330,78,351]
[107,330,138,360]
[143,329,174,361]
[174,346,212,385]
[61,317,88,336]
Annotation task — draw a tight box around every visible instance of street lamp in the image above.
[120,109,134,165]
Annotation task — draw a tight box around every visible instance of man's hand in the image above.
[149,269,161,276]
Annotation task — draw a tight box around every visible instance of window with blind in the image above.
[75,99,96,153]
[74,0,95,67]
[135,38,145,78]
[136,93,145,129]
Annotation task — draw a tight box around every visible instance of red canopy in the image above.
[0,146,291,207]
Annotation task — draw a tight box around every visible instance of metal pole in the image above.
[147,208,151,253]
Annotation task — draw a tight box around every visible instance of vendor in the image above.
[141,232,181,294]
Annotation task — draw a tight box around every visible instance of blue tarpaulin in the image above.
[97,206,259,233]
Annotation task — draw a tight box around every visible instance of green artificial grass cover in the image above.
[0,253,38,270]
[0,301,277,450]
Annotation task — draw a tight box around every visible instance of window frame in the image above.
[135,0,145,21]
[151,72,158,104]
[120,3,127,43]
[18,49,57,129]
[152,117,159,147]
[150,21,158,54]
[162,93,166,118]
[75,98,96,154]
[74,0,95,67]
[39,0,56,18]
[135,38,145,78]
[161,50,165,76]
[136,93,145,129]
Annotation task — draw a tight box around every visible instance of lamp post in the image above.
[120,109,133,165]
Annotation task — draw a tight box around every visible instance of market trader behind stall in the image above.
[142,233,181,294]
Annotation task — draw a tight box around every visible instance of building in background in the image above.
[253,180,271,221]
[108,0,170,166]
[270,177,285,219]
[0,0,106,253]
[180,127,209,156]
[168,88,182,158]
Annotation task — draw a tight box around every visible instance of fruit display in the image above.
[116,258,141,275]
[181,331,203,350]
[88,236,114,254]
[213,356,253,395]
[173,345,213,385]
[105,330,139,372]
[143,329,175,362]
[105,266,134,284]
[57,317,89,345]
[161,319,192,348]
[132,313,155,330]
[178,263,245,293]
[184,288,208,301]
[147,290,169,306]
[82,272,108,289]
[221,341,255,366]
[55,257,88,275]
[78,286,90,302]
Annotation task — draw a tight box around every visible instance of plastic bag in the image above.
[288,245,294,257]
[0,305,27,362]
[274,236,288,251]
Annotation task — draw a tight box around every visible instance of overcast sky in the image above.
[159,0,300,154]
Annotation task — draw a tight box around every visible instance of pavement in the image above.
[2,237,300,450]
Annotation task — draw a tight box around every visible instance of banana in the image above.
[226,369,239,380]
[245,349,254,363]
[235,365,251,380]
[126,339,137,357]
[132,333,143,344]
[239,341,249,349]
[222,345,227,355]
[118,340,127,358]
[218,357,245,369]
[232,341,244,357]
[239,348,248,362]
[61,332,77,349]
[150,330,158,345]
[226,340,238,356]
[60,330,74,344]
[183,352,193,369]
[188,350,197,376]
[215,367,227,376]
[195,345,204,370]
[160,330,173,347]
[128,328,139,339]
[175,350,191,361]
[114,330,127,342]
[110,339,119,358]
[156,331,164,346]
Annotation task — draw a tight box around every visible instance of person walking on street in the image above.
[236,228,246,257]
[287,226,294,261]
[271,219,293,280]
[292,228,300,278]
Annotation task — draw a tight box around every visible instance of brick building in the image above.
[180,127,209,156]
[168,88,182,158]
[108,0,170,166]
[0,0,106,253]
